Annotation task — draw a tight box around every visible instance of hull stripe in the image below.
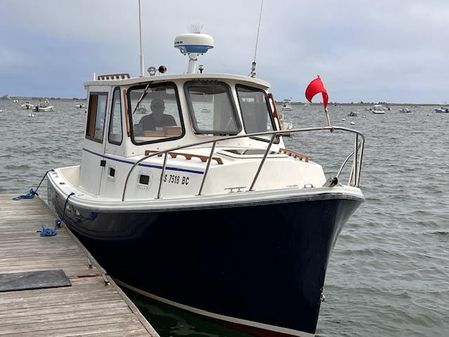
[82,148,204,175]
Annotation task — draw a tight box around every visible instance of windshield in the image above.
[128,83,183,144]
[236,85,275,134]
[185,80,241,135]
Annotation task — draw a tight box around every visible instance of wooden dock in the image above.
[0,194,159,337]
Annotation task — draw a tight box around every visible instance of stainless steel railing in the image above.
[121,126,365,201]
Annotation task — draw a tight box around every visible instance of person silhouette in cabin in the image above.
[139,98,176,131]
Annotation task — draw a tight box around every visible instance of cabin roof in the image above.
[84,73,271,90]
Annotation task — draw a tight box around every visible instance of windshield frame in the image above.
[127,81,185,145]
[184,80,242,135]
[235,84,277,135]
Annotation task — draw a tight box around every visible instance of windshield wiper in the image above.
[132,83,151,114]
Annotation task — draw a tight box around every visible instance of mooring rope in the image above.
[12,169,54,200]
[37,192,75,237]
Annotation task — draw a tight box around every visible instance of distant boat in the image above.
[370,104,386,114]
[434,107,449,113]
[135,106,148,114]
[399,107,412,113]
[33,100,54,112]
[348,111,358,117]
[20,101,34,110]
[281,99,293,111]
[75,103,86,109]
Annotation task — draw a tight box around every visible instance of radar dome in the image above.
[174,33,214,55]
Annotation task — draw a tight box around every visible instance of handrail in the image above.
[121,126,365,201]
[249,133,276,191]
[197,141,217,196]
[156,152,168,199]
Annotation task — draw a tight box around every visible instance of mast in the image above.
[138,0,144,77]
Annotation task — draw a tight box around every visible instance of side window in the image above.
[236,85,275,134]
[108,88,122,145]
[86,93,108,142]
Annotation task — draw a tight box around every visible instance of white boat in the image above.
[434,107,449,113]
[33,100,54,112]
[399,107,412,113]
[370,104,386,114]
[20,101,34,110]
[281,98,293,111]
[46,31,365,337]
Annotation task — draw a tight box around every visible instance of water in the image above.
[1,99,448,336]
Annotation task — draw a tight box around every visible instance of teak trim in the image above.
[279,148,309,162]
[145,150,223,165]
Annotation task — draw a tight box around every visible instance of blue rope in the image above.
[13,169,54,201]
[38,192,74,237]
[37,219,62,237]
[12,188,38,200]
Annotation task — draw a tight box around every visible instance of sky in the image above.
[1,0,448,104]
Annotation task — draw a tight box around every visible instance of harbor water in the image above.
[0,99,448,336]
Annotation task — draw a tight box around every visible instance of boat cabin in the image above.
[80,73,290,195]
[84,73,279,155]
[75,32,324,200]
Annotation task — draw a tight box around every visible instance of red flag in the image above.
[305,75,329,109]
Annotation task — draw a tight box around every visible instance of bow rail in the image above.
[122,126,365,201]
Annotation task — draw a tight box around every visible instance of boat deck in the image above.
[0,194,159,337]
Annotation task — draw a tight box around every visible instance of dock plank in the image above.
[0,194,159,337]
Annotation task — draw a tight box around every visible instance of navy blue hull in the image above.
[48,189,361,336]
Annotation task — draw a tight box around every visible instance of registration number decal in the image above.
[163,174,190,185]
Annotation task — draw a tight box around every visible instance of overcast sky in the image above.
[1,0,448,103]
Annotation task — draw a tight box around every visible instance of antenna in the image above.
[190,23,204,34]
[138,0,144,77]
[250,0,264,77]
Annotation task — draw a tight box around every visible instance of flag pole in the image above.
[305,75,332,129]
[324,108,332,129]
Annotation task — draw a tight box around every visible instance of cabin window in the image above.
[86,92,108,142]
[128,83,183,144]
[185,80,241,135]
[108,87,123,145]
[236,85,275,134]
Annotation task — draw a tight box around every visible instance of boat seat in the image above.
[145,150,223,165]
